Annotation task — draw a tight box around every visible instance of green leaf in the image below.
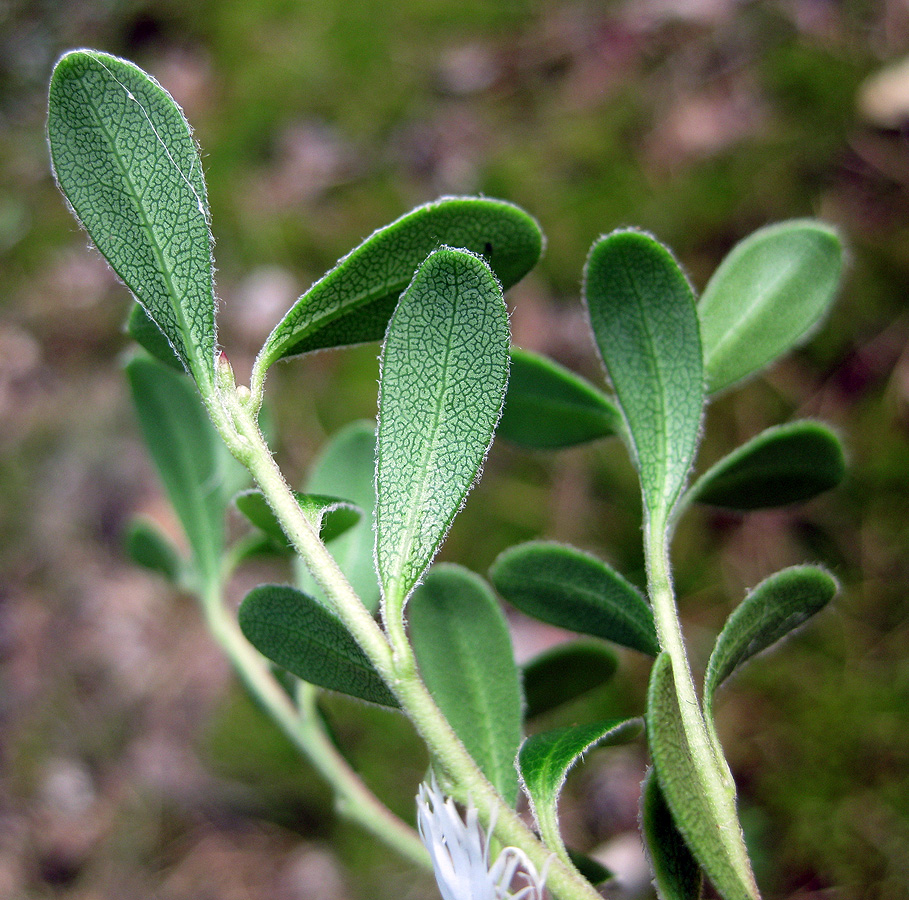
[518,719,642,866]
[127,303,184,370]
[704,566,837,712]
[124,518,184,583]
[584,230,703,522]
[489,542,659,656]
[566,850,613,888]
[238,584,398,707]
[522,640,618,719]
[699,220,842,393]
[498,348,622,449]
[376,248,509,607]
[126,357,225,585]
[647,654,759,900]
[295,421,381,613]
[409,565,523,805]
[687,421,845,510]
[641,767,703,900]
[49,50,216,391]
[235,489,360,551]
[255,197,541,376]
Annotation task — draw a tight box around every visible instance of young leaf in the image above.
[375,248,509,607]
[584,230,703,522]
[124,518,184,584]
[518,719,643,866]
[489,542,659,656]
[409,565,523,806]
[126,357,225,585]
[522,640,619,719]
[647,654,759,900]
[49,50,217,391]
[254,197,541,376]
[127,304,184,371]
[641,767,703,900]
[497,348,623,449]
[699,220,842,393]
[238,584,398,707]
[704,566,837,712]
[686,421,845,510]
[296,421,381,613]
[235,489,360,551]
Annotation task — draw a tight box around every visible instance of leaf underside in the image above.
[49,50,216,389]
[375,247,509,606]
[647,654,759,900]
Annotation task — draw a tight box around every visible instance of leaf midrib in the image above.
[79,59,201,381]
[385,262,461,599]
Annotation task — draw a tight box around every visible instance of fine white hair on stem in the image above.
[416,773,550,900]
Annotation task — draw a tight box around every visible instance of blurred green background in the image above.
[2,1,908,898]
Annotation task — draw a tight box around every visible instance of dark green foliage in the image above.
[239,584,398,707]
[498,348,622,449]
[521,640,618,719]
[490,541,659,656]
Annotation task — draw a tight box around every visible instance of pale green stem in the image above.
[644,510,737,801]
[198,577,429,869]
[207,376,602,900]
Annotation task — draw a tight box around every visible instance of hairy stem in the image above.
[210,379,601,900]
[198,579,428,868]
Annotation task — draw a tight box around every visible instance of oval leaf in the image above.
[498,348,622,449]
[409,565,523,805]
[699,220,842,393]
[235,489,360,551]
[126,357,225,585]
[687,421,845,510]
[49,50,216,390]
[641,767,703,900]
[518,719,642,865]
[238,584,397,707]
[584,230,703,522]
[375,248,509,607]
[124,518,184,584]
[522,640,619,719]
[296,421,381,613]
[254,197,541,378]
[704,566,837,709]
[490,542,659,656]
[647,654,759,900]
